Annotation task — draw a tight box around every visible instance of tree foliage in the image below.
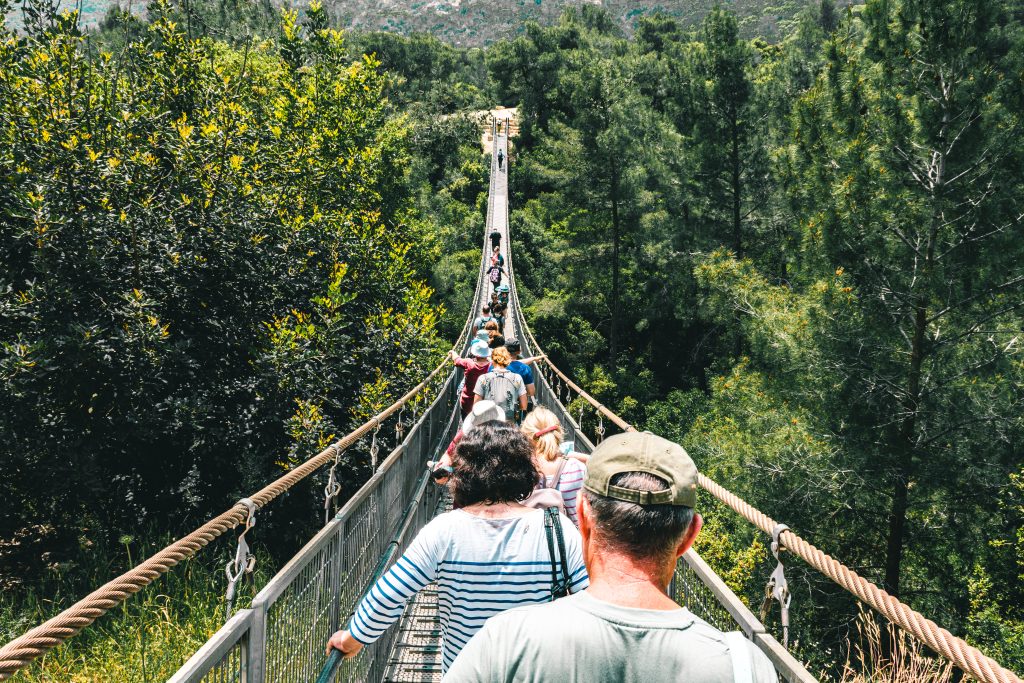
[0,0,443,586]
[501,1,1024,674]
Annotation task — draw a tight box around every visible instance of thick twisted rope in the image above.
[0,357,451,679]
[523,345,1021,683]
[696,475,1020,683]
[511,241,1018,683]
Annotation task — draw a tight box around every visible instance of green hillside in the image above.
[26,0,847,44]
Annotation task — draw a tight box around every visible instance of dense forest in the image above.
[0,0,1021,679]
[499,0,1024,675]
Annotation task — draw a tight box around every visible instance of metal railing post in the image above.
[249,599,266,683]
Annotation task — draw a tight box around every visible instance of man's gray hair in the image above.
[583,472,695,558]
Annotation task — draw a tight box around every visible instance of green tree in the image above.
[789,0,1024,598]
[0,0,442,584]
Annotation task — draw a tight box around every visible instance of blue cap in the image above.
[470,340,491,358]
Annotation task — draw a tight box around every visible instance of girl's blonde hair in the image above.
[521,407,563,462]
[491,346,512,367]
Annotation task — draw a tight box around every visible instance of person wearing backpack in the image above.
[473,347,526,421]
[444,432,778,683]
[488,262,506,291]
[520,407,586,527]
[472,305,496,335]
[449,341,493,417]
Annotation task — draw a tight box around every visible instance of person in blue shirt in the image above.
[504,339,536,402]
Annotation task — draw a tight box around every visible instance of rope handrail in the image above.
[501,132,1018,680]
[0,114,501,681]
[0,337,468,680]
[513,312,1021,683]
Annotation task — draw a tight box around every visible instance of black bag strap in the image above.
[543,507,571,600]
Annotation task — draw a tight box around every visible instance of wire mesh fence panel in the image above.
[168,610,253,683]
[200,633,248,683]
[262,532,342,683]
[672,557,741,633]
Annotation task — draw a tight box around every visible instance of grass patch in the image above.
[1,535,274,682]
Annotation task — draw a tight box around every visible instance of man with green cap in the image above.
[444,431,777,682]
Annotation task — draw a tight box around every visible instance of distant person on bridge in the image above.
[488,262,506,292]
[490,228,501,251]
[521,407,585,527]
[474,347,527,421]
[503,339,535,403]
[489,293,506,331]
[483,320,501,345]
[444,431,778,683]
[497,148,504,171]
[472,305,496,335]
[449,340,493,417]
[326,421,588,673]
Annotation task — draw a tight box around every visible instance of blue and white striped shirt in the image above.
[348,507,589,671]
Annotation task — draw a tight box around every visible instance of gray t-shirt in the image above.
[443,591,777,683]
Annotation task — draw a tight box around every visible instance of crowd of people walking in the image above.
[325,169,778,682]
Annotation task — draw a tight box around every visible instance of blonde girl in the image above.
[520,407,587,526]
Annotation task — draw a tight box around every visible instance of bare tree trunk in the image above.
[730,114,742,257]
[609,160,621,367]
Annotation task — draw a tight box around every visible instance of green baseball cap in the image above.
[583,431,698,507]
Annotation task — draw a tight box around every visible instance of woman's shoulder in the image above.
[564,458,587,476]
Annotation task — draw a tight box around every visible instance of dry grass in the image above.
[841,606,955,683]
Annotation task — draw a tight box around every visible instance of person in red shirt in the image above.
[448,340,492,417]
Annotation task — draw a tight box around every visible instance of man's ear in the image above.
[675,512,703,559]
[578,496,592,545]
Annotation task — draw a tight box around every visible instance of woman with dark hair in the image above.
[326,423,588,672]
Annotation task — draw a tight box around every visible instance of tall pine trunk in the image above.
[730,114,742,256]
[609,160,621,367]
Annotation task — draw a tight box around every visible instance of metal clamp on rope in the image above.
[760,523,792,648]
[224,498,256,620]
[370,421,382,471]
[395,406,406,441]
[323,444,342,526]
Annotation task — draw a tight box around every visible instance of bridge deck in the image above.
[381,131,511,682]
[383,491,451,682]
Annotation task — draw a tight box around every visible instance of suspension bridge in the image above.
[0,120,1020,683]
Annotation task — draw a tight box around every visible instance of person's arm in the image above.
[568,451,589,464]
[473,375,487,403]
[327,520,441,656]
[525,382,535,398]
[517,378,527,411]
[520,355,546,365]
